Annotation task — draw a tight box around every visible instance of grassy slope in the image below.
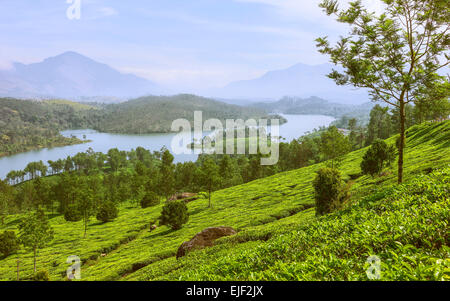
[0,121,448,281]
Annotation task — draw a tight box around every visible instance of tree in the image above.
[96,201,118,223]
[107,148,124,172]
[0,193,9,226]
[159,149,175,200]
[361,139,397,177]
[18,208,54,272]
[33,270,50,281]
[313,168,349,216]
[0,181,14,225]
[319,126,352,168]
[0,230,20,257]
[159,200,189,230]
[140,192,160,208]
[34,177,51,209]
[76,188,95,238]
[64,204,83,222]
[366,105,394,145]
[317,0,450,183]
[197,158,220,208]
[414,79,450,122]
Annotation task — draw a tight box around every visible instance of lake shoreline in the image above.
[0,137,91,159]
[0,114,335,180]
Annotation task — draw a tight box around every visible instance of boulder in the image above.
[176,226,237,259]
[169,192,198,202]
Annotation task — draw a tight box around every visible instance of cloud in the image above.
[97,6,118,17]
[139,9,312,39]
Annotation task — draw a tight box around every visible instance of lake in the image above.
[0,114,335,180]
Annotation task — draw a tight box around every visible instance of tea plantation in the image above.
[0,121,448,281]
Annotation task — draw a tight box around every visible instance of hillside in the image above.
[0,98,99,157]
[94,94,272,134]
[0,121,448,281]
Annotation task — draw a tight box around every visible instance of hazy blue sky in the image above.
[0,0,382,91]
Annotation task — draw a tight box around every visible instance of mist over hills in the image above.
[0,51,162,99]
[251,96,375,117]
[213,63,370,104]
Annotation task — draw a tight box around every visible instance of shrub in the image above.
[64,205,82,222]
[141,192,160,208]
[361,139,396,177]
[159,200,189,230]
[313,168,349,216]
[0,230,20,257]
[33,270,50,281]
[198,192,208,199]
[96,201,119,223]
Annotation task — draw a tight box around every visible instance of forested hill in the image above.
[252,96,374,119]
[0,95,275,156]
[0,98,101,157]
[94,94,272,134]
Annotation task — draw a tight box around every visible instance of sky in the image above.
[0,0,384,92]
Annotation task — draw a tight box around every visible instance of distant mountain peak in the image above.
[0,52,162,100]
[217,62,369,104]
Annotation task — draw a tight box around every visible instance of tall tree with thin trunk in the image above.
[198,158,220,208]
[18,208,54,273]
[316,0,449,183]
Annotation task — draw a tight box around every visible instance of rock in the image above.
[150,224,157,231]
[101,253,106,257]
[169,192,197,202]
[176,226,237,259]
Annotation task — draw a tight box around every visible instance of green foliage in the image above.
[174,168,450,281]
[159,201,189,230]
[197,158,220,207]
[316,0,449,183]
[96,94,268,134]
[0,230,19,257]
[159,149,175,200]
[64,205,83,222]
[319,126,351,167]
[0,98,97,157]
[33,270,50,281]
[96,201,119,223]
[361,139,396,177]
[18,208,54,272]
[18,208,54,251]
[0,121,448,281]
[312,168,349,216]
[140,192,160,209]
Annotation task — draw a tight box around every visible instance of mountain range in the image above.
[213,63,370,104]
[0,52,370,104]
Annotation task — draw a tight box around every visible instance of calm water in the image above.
[0,114,335,180]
